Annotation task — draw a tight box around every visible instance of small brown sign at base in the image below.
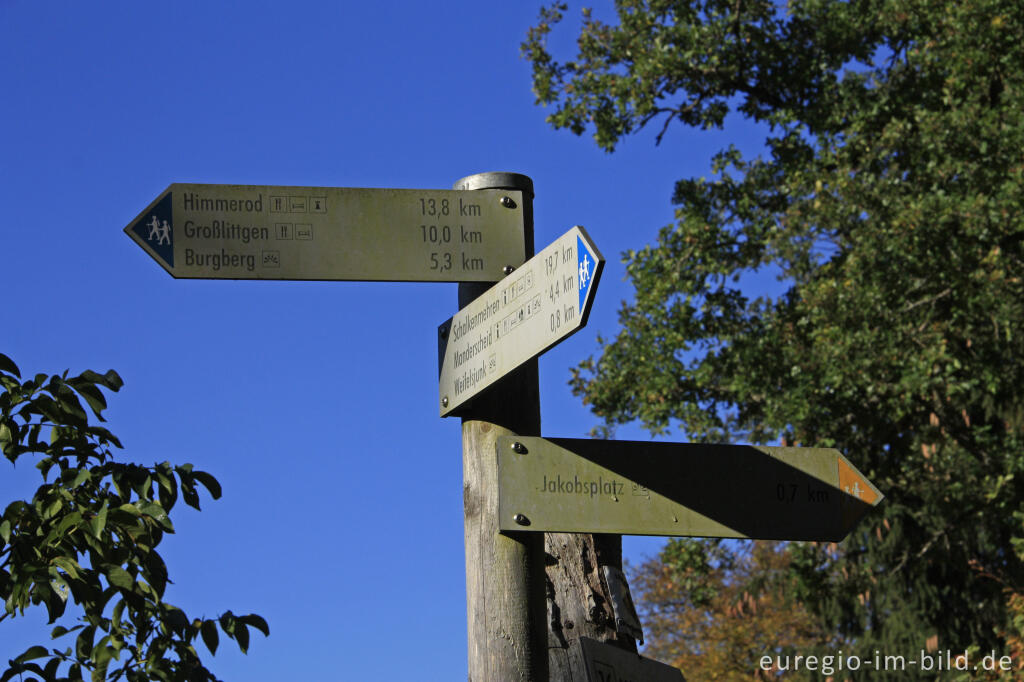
[572,637,685,682]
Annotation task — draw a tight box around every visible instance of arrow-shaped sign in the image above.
[496,437,883,542]
[124,183,526,282]
[437,226,603,416]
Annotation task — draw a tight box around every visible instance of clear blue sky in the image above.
[1,2,768,679]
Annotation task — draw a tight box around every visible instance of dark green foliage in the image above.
[0,353,267,681]
[525,0,1024,669]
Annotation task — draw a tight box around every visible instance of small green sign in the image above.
[124,183,526,282]
[497,437,883,542]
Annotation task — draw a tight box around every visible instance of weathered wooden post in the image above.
[453,172,547,681]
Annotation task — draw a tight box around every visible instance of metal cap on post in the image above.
[456,172,546,681]
[453,171,534,194]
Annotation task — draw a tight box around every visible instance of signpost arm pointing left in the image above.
[123,183,527,282]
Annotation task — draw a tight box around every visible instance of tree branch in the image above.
[901,287,952,313]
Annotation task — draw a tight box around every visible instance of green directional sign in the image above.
[496,437,883,542]
[123,183,526,282]
[437,225,603,416]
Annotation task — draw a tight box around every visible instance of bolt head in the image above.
[512,441,528,454]
[442,396,449,408]
[513,513,530,526]
[499,196,516,208]
[503,265,515,275]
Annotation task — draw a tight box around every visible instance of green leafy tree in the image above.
[525,0,1024,672]
[0,353,267,681]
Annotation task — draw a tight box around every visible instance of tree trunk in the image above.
[546,533,640,680]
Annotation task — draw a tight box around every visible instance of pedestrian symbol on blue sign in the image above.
[577,234,594,313]
[146,215,171,246]
[129,192,174,268]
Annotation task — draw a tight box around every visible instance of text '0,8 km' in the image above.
[437,225,603,416]
[123,183,527,282]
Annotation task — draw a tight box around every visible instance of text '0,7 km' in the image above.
[437,225,603,417]
[123,183,527,282]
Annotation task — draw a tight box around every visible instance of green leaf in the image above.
[54,385,87,424]
[138,501,173,531]
[164,605,188,632]
[240,613,270,637]
[43,497,62,520]
[201,619,219,655]
[14,645,49,662]
[66,381,108,420]
[54,506,82,539]
[92,641,113,671]
[75,625,96,659]
[235,623,250,654]
[101,369,123,390]
[52,556,81,580]
[91,655,110,682]
[44,578,70,621]
[110,598,126,631]
[191,470,222,500]
[180,479,200,509]
[0,422,13,452]
[0,519,10,544]
[79,369,123,392]
[51,624,83,639]
[0,353,20,377]
[70,468,91,488]
[104,565,133,590]
[90,501,108,539]
[43,657,61,679]
[142,552,168,597]
[1,662,44,682]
